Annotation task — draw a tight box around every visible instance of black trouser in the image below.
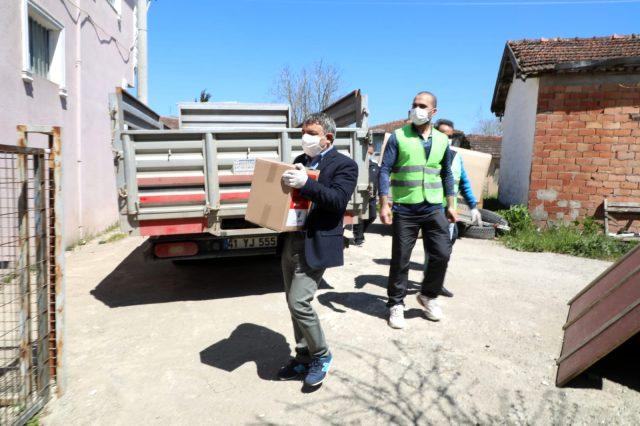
[424,221,458,276]
[387,210,452,307]
[354,199,377,244]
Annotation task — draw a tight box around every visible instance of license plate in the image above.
[232,158,256,175]
[227,236,277,250]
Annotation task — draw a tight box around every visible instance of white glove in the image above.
[282,163,308,189]
[470,208,482,226]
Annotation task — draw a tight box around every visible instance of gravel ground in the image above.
[40,224,640,425]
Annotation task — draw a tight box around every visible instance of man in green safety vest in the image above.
[379,91,457,329]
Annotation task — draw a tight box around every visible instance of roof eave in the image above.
[491,43,523,117]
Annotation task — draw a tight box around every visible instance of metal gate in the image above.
[0,126,64,425]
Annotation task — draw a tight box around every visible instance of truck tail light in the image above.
[154,241,198,258]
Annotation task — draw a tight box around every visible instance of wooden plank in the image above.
[556,244,640,386]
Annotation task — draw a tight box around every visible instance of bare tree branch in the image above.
[472,117,503,136]
[271,60,342,126]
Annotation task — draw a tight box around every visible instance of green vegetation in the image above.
[98,232,126,244]
[66,221,123,251]
[496,205,638,261]
[26,416,40,426]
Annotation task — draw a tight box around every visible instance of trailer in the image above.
[110,88,371,261]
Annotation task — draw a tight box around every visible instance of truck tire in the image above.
[479,208,508,226]
[460,224,496,240]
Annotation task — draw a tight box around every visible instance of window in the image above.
[28,17,51,78]
[21,0,66,94]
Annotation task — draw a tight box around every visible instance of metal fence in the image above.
[0,126,63,425]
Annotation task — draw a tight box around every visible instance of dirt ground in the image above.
[40,223,640,425]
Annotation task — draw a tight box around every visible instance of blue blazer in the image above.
[291,148,358,269]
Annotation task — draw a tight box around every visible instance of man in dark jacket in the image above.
[277,112,358,387]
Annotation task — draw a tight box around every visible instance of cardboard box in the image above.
[245,158,319,232]
[451,146,492,218]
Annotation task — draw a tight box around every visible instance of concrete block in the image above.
[569,200,582,209]
[537,189,558,201]
[532,204,549,220]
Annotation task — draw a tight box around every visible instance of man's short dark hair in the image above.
[435,119,454,130]
[415,91,438,108]
[302,112,337,136]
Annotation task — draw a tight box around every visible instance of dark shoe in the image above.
[439,287,454,297]
[353,239,364,247]
[304,353,333,387]
[277,359,309,381]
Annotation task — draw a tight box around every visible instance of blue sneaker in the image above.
[304,354,333,387]
[277,359,309,380]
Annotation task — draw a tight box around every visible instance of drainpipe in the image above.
[75,0,83,240]
[137,0,148,104]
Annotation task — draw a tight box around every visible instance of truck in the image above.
[109,88,372,261]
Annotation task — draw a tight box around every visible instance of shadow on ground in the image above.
[200,323,290,381]
[91,243,285,308]
[354,274,420,292]
[318,291,424,321]
[281,341,584,425]
[565,332,640,391]
[373,258,424,272]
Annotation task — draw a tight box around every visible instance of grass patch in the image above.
[98,233,126,244]
[496,205,638,261]
[66,221,123,251]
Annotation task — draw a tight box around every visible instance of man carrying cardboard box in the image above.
[277,112,358,387]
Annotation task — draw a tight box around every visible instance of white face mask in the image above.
[302,133,324,157]
[409,107,432,126]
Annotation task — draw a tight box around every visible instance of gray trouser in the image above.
[281,233,329,363]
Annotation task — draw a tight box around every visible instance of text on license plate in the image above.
[228,236,277,250]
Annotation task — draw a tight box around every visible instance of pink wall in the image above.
[0,0,137,245]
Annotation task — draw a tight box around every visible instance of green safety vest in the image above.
[447,151,463,209]
[390,125,448,204]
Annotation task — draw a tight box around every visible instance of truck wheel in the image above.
[460,224,496,240]
[479,208,508,226]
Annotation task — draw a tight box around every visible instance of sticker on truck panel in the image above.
[233,159,256,175]
[227,236,277,249]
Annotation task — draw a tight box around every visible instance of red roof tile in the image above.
[508,34,640,75]
[492,34,640,116]
[371,119,409,134]
[467,135,502,159]
[160,116,179,129]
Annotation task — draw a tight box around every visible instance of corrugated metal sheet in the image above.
[179,102,291,129]
[556,244,640,386]
[321,89,369,129]
[111,87,166,131]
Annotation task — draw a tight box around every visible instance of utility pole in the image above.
[137,0,148,103]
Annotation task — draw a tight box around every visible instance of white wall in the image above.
[0,0,137,245]
[498,77,540,206]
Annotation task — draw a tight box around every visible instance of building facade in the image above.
[492,35,640,229]
[0,0,140,245]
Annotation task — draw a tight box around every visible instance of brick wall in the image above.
[530,81,640,230]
